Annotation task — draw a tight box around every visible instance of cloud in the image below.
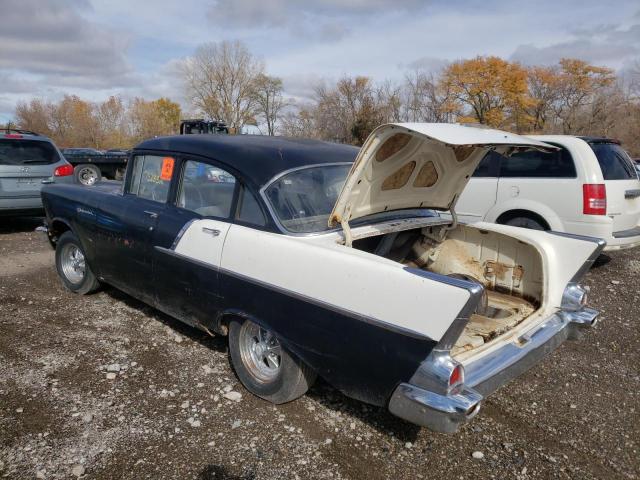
[511,22,640,67]
[0,0,136,89]
[206,0,428,40]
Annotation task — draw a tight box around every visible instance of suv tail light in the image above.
[583,184,606,215]
[54,164,74,177]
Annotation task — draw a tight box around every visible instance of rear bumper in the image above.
[388,307,599,433]
[0,195,44,216]
[560,219,640,251]
[607,225,640,250]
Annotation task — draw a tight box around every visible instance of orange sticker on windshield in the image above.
[160,157,174,181]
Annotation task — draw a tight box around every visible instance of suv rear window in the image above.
[484,148,576,178]
[0,139,60,165]
[589,142,637,180]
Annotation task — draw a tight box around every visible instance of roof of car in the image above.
[577,136,620,144]
[135,134,359,186]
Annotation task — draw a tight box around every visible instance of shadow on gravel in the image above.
[101,284,421,442]
[0,216,43,234]
[102,285,228,354]
[592,253,611,269]
[307,379,421,443]
[198,465,256,480]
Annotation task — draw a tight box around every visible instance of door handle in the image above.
[202,227,221,236]
[144,210,158,219]
[41,179,54,184]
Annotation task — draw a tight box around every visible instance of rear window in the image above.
[497,148,576,178]
[0,139,60,165]
[589,143,637,180]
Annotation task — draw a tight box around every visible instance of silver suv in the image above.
[0,129,74,216]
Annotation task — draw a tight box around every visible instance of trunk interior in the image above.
[351,224,544,356]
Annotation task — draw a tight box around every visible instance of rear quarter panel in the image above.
[215,224,472,404]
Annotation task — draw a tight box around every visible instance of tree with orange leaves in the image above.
[441,56,532,131]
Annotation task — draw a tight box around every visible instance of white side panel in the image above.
[173,219,232,267]
[216,225,472,341]
[467,222,600,309]
[456,177,498,222]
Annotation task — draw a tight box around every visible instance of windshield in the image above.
[590,143,637,180]
[264,164,351,233]
[0,139,60,165]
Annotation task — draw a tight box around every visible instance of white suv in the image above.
[455,135,640,250]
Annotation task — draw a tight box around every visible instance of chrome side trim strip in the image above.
[170,218,199,250]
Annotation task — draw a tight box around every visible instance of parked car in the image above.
[61,147,128,186]
[0,129,73,216]
[455,135,640,250]
[41,124,603,433]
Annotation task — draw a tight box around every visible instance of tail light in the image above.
[583,184,606,215]
[54,164,74,177]
[448,364,465,394]
[4,133,22,139]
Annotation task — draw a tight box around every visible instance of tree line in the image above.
[12,95,181,149]
[9,40,640,155]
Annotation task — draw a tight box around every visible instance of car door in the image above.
[495,147,579,227]
[455,152,499,223]
[152,158,238,327]
[96,154,174,304]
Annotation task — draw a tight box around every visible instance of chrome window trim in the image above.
[259,162,353,236]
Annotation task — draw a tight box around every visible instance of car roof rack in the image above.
[3,127,40,136]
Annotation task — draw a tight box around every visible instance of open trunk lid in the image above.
[329,123,557,234]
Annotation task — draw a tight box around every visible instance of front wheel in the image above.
[228,318,316,404]
[55,231,100,294]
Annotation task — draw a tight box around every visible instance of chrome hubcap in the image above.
[239,321,282,383]
[60,244,85,284]
[78,167,98,185]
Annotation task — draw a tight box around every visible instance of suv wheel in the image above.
[504,216,546,230]
[228,318,316,404]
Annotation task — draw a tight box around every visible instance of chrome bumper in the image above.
[388,307,599,433]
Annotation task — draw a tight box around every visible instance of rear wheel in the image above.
[503,216,546,231]
[55,231,100,294]
[228,318,316,404]
[75,164,101,186]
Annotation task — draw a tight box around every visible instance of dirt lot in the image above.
[0,217,638,480]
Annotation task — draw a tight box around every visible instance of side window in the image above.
[499,148,576,178]
[473,152,498,177]
[127,155,173,203]
[178,160,237,218]
[236,186,266,226]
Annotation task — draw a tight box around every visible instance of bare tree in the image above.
[252,74,288,135]
[182,40,264,131]
[402,70,457,123]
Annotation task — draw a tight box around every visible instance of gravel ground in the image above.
[0,217,638,480]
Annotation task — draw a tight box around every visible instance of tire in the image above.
[75,164,102,186]
[228,318,316,404]
[503,216,546,231]
[55,231,100,294]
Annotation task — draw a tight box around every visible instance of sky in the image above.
[0,0,639,121]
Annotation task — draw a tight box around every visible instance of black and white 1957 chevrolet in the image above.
[41,123,603,433]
